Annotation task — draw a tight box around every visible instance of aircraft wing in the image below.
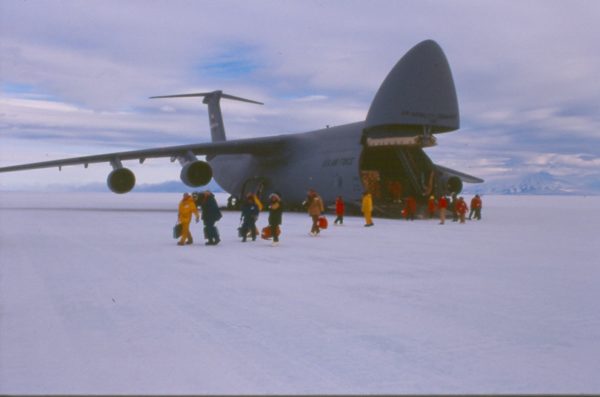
[0,135,287,173]
[435,164,484,183]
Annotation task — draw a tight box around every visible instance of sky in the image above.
[1,0,599,190]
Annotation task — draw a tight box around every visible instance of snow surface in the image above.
[1,192,599,394]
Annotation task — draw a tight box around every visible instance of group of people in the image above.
[176,189,483,246]
[176,190,223,246]
[177,190,283,247]
[238,191,282,244]
[426,193,483,224]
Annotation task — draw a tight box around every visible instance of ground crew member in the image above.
[334,196,345,225]
[362,191,374,227]
[177,192,199,246]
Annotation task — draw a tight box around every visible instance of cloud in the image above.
[1,0,600,189]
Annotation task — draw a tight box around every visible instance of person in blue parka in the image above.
[240,193,260,242]
[198,190,222,245]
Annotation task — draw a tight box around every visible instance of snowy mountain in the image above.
[463,172,599,195]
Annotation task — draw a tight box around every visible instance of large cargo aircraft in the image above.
[0,40,482,216]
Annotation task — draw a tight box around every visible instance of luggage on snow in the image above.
[318,216,328,229]
[261,226,281,240]
[173,223,182,239]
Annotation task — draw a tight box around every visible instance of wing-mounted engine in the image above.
[176,151,212,187]
[107,159,136,194]
[362,40,459,148]
[434,164,483,197]
[435,169,463,196]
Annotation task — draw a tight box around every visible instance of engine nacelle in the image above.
[180,160,212,187]
[438,174,463,196]
[107,168,136,194]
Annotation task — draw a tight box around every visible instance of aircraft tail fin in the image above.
[150,91,263,142]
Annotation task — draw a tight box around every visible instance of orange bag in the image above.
[261,226,281,240]
[318,216,328,229]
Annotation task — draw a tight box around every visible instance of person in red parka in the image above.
[469,194,482,220]
[438,195,448,225]
[456,196,469,224]
[404,196,417,221]
[427,195,436,219]
[334,196,345,225]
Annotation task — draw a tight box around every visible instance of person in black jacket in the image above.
[198,190,222,245]
[240,193,259,242]
[267,193,283,245]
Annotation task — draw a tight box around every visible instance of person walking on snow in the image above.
[240,193,260,242]
[404,196,417,221]
[177,192,199,246]
[267,193,283,245]
[469,194,482,220]
[451,193,458,222]
[438,195,448,225]
[334,196,345,225]
[427,195,436,219]
[199,190,222,245]
[362,191,374,227]
[456,196,469,224]
[306,188,324,235]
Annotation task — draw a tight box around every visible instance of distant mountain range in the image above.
[462,171,600,195]
[3,179,225,193]
[3,172,598,196]
[134,180,224,193]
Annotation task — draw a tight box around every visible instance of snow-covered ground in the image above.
[1,192,599,394]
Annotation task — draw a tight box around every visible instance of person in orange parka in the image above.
[334,196,345,225]
[438,195,448,225]
[456,196,469,224]
[177,192,200,245]
[427,195,436,219]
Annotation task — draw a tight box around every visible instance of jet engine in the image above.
[180,160,212,187]
[107,168,136,194]
[438,172,463,196]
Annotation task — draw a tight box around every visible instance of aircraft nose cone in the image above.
[364,39,460,135]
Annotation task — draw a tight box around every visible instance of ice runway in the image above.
[1,192,599,394]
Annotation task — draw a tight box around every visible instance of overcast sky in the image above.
[1,0,599,190]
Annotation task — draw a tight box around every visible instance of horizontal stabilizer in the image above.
[150,91,263,105]
[436,164,484,183]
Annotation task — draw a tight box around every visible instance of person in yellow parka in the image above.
[177,192,200,246]
[362,191,374,227]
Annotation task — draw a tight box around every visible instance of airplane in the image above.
[0,39,483,216]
